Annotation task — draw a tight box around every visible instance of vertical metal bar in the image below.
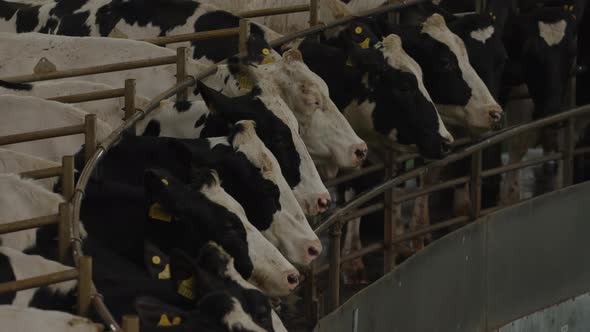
[383,149,398,273]
[124,79,136,121]
[57,203,71,263]
[563,118,575,187]
[122,315,140,332]
[304,265,319,324]
[61,155,74,201]
[239,19,249,56]
[176,47,188,102]
[310,0,319,26]
[328,221,342,312]
[84,114,97,164]
[77,256,92,316]
[388,0,400,24]
[470,150,483,220]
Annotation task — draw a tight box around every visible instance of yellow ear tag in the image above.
[161,178,169,186]
[157,314,172,327]
[149,203,172,223]
[359,38,370,49]
[354,26,363,34]
[177,277,195,300]
[238,74,255,90]
[152,256,161,265]
[260,56,276,65]
[158,263,171,280]
[172,317,182,325]
[345,57,353,67]
[262,48,270,55]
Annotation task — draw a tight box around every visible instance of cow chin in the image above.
[264,213,322,267]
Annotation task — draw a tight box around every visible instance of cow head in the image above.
[394,14,503,132]
[143,167,299,296]
[197,80,331,216]
[507,6,579,118]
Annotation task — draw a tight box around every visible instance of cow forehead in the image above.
[255,82,299,130]
[538,20,567,46]
[470,25,495,44]
[231,121,278,178]
[421,15,468,61]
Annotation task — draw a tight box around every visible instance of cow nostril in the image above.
[489,110,502,122]
[354,148,367,160]
[308,246,320,257]
[318,198,331,209]
[287,274,299,285]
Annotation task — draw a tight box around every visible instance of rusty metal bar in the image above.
[58,203,72,263]
[84,114,97,163]
[141,27,239,46]
[239,19,249,56]
[0,124,84,146]
[470,150,482,220]
[176,47,189,102]
[77,256,92,316]
[123,79,136,121]
[93,296,121,332]
[383,150,398,273]
[324,163,385,188]
[0,214,59,235]
[0,268,78,294]
[19,166,62,180]
[309,0,319,26]
[563,118,575,186]
[62,155,75,201]
[122,316,139,332]
[328,222,342,312]
[481,153,563,178]
[0,56,176,84]
[394,176,470,204]
[46,88,125,104]
[239,4,310,18]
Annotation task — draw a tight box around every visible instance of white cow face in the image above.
[251,50,368,171]
[228,121,323,266]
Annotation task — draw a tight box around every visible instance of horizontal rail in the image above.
[574,146,590,156]
[0,268,78,294]
[47,88,125,104]
[19,166,62,179]
[392,216,469,245]
[239,4,310,18]
[482,153,562,178]
[316,242,385,274]
[324,163,385,188]
[395,176,470,203]
[342,203,385,222]
[314,104,590,234]
[141,28,239,46]
[0,214,59,235]
[0,56,176,84]
[0,124,84,146]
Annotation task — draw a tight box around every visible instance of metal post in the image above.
[304,265,319,324]
[239,19,249,56]
[122,315,140,332]
[383,149,398,273]
[563,118,575,187]
[57,203,71,263]
[388,0,400,24]
[328,221,342,312]
[176,47,188,102]
[61,155,74,201]
[124,79,136,121]
[84,114,97,163]
[310,0,319,26]
[469,150,483,220]
[77,256,92,316]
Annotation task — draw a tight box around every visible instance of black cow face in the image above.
[324,18,382,51]
[510,8,578,118]
[143,168,254,280]
[197,81,302,189]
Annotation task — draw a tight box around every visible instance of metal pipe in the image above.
[176,47,188,102]
[309,0,319,26]
[383,150,398,273]
[470,150,482,220]
[481,153,563,178]
[62,155,75,201]
[324,163,385,188]
[239,4,310,18]
[77,256,92,316]
[47,88,125,104]
[19,166,62,180]
[0,214,59,235]
[239,19,249,56]
[0,124,84,146]
[84,114,97,163]
[563,118,575,186]
[328,222,342,312]
[394,176,470,204]
[0,269,78,294]
[141,28,239,46]
[123,79,136,121]
[58,203,71,263]
[341,203,385,222]
[0,56,176,84]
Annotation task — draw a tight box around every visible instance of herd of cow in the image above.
[0,0,587,330]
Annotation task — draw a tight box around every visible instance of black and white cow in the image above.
[0,0,282,65]
[82,121,322,267]
[0,305,99,332]
[0,148,61,191]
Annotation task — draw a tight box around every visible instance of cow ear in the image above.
[135,296,186,327]
[197,81,232,114]
[144,241,171,280]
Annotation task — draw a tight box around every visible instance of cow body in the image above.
[0,0,282,65]
[0,95,112,163]
[0,305,99,332]
[0,148,60,191]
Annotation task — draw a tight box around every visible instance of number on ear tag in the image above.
[239,74,255,90]
[177,277,195,300]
